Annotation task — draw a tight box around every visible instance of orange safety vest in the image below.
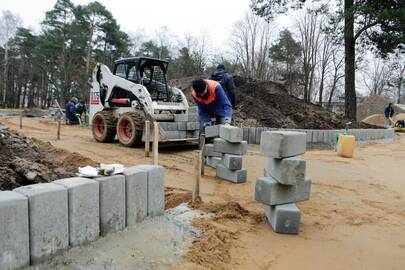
[192,79,218,105]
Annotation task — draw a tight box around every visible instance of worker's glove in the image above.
[224,118,232,126]
[203,122,211,127]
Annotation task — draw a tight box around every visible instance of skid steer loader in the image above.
[89,57,200,147]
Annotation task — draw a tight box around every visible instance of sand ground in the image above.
[2,117,405,270]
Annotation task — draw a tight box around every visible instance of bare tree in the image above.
[327,46,345,110]
[296,9,322,102]
[317,34,333,105]
[230,12,273,80]
[0,10,21,106]
[361,57,392,96]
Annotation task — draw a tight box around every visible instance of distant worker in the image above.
[75,100,87,123]
[384,102,395,127]
[192,79,232,132]
[65,97,79,124]
[209,64,236,108]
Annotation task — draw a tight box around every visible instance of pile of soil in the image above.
[361,114,386,127]
[0,125,97,190]
[171,77,376,129]
[357,95,404,121]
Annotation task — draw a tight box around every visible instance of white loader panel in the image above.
[89,80,103,121]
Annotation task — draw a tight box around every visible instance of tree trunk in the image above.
[344,0,357,120]
[2,43,8,107]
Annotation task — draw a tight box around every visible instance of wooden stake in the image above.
[19,113,23,129]
[199,133,206,175]
[145,120,150,157]
[57,119,61,140]
[192,150,202,202]
[152,122,159,165]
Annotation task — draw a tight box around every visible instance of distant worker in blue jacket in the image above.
[209,64,236,108]
[384,102,395,127]
[191,79,232,132]
[65,97,79,124]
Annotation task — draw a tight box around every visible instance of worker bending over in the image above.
[191,78,232,132]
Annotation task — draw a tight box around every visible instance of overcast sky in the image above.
[0,0,255,49]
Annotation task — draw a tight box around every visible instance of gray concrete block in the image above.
[205,125,220,138]
[177,121,187,131]
[123,167,148,226]
[160,122,179,131]
[305,130,313,143]
[187,121,200,131]
[223,154,243,170]
[0,191,29,269]
[264,157,306,185]
[186,130,199,138]
[219,125,243,143]
[260,131,306,158]
[14,183,68,264]
[216,164,247,183]
[188,114,199,122]
[136,165,165,217]
[265,203,301,234]
[94,175,126,236]
[53,178,100,246]
[255,176,311,206]
[243,127,249,141]
[165,131,187,140]
[206,156,223,169]
[255,127,263,144]
[213,138,248,155]
[204,144,223,158]
[248,127,256,144]
[174,113,188,122]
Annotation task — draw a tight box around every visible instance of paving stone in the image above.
[243,128,249,141]
[177,121,187,131]
[136,165,165,217]
[174,114,188,122]
[206,156,223,169]
[188,106,198,113]
[213,138,248,155]
[216,164,247,183]
[219,125,243,143]
[305,130,313,143]
[255,127,263,144]
[260,131,306,158]
[223,154,243,170]
[165,131,187,140]
[160,122,179,131]
[255,176,311,206]
[188,114,199,122]
[123,167,148,226]
[265,203,301,234]
[187,121,200,131]
[204,144,223,158]
[248,127,256,144]
[54,178,100,246]
[0,191,29,269]
[14,183,68,264]
[94,175,126,236]
[205,125,220,138]
[264,157,306,185]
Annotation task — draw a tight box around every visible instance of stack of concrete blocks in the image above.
[0,164,164,270]
[204,125,248,183]
[170,106,200,139]
[255,131,311,234]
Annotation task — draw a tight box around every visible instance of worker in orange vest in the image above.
[191,78,232,132]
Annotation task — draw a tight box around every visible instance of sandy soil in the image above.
[1,117,405,270]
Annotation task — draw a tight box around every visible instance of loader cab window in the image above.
[139,64,171,101]
[127,65,140,83]
[114,63,127,78]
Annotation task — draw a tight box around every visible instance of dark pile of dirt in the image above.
[0,125,97,190]
[171,76,378,129]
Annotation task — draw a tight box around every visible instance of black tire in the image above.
[92,111,117,142]
[116,112,145,147]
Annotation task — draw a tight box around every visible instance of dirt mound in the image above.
[171,76,374,129]
[0,125,96,190]
[357,95,405,121]
[165,187,192,209]
[361,114,386,126]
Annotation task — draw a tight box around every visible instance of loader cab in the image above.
[113,57,171,101]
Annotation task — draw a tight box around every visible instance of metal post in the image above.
[192,150,202,202]
[199,133,206,175]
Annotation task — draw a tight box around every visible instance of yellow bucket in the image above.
[337,134,356,158]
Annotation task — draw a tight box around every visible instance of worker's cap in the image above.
[216,64,225,70]
[71,97,78,103]
[192,79,207,93]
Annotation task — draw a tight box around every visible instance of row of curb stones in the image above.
[255,131,311,234]
[0,165,164,270]
[204,125,248,183]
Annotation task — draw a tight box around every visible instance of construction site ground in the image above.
[1,116,405,270]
